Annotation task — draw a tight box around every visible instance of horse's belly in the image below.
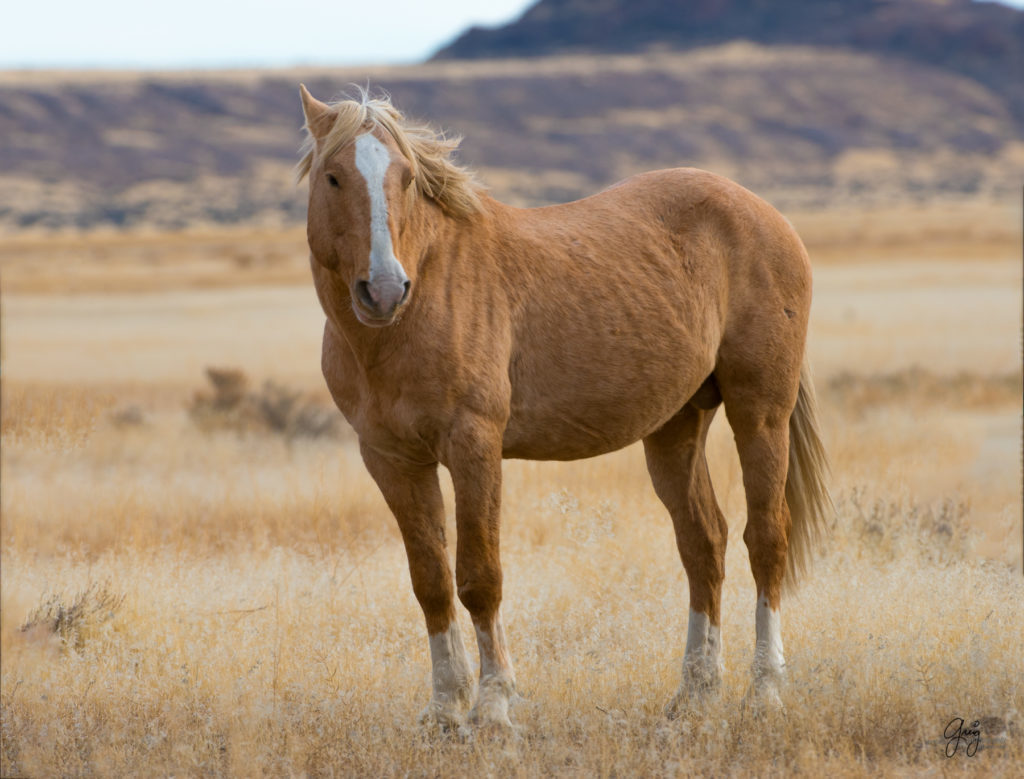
[500,240,724,460]
[502,414,655,460]
[501,363,705,460]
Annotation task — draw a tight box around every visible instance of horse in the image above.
[297,85,832,731]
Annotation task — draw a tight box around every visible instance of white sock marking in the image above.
[684,608,723,681]
[685,608,709,659]
[427,622,472,705]
[473,612,515,685]
[754,595,785,677]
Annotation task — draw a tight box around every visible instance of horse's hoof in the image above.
[664,693,685,721]
[419,700,469,738]
[469,713,520,744]
[468,699,514,730]
[664,673,721,720]
[741,678,785,715]
[467,674,516,731]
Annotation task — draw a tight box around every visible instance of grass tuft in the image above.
[19,581,125,652]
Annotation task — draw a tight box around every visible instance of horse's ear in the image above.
[299,84,334,140]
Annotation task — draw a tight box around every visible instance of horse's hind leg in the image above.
[643,393,728,719]
[718,347,802,707]
[359,442,475,733]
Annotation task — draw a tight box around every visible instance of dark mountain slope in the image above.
[434,0,1024,125]
[1,44,1020,232]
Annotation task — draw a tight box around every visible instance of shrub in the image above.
[188,367,346,440]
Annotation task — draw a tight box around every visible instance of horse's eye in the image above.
[326,173,340,189]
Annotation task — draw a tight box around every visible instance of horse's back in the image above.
[499,167,809,461]
[532,166,811,308]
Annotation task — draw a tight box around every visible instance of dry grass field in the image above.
[1,208,1021,776]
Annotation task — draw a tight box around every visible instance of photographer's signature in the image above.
[944,717,981,757]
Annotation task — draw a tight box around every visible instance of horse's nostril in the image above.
[355,280,374,308]
[354,277,408,319]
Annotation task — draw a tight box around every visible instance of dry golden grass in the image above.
[1,222,1022,776]
[0,226,310,294]
[788,200,1021,265]
[0,198,1018,294]
[2,407,1021,776]
[827,368,1022,413]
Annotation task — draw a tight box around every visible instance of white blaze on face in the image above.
[353,132,407,283]
[754,594,785,676]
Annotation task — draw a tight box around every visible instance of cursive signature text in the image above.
[944,717,981,757]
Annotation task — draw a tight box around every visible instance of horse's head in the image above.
[299,85,417,327]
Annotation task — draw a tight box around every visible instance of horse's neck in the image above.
[426,195,537,273]
[421,195,565,335]
[324,194,523,362]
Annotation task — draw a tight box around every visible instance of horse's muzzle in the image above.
[354,277,411,324]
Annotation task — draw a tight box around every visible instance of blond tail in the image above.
[784,358,834,591]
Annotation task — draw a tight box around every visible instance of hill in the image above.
[434,0,1024,126]
[1,43,1021,232]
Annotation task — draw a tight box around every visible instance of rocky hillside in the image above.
[1,44,1021,232]
[435,0,1024,126]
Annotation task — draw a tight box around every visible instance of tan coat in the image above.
[300,86,832,730]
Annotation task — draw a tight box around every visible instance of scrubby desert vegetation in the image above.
[1,215,1021,775]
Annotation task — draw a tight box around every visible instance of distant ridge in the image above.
[3,32,1023,231]
[433,0,1024,125]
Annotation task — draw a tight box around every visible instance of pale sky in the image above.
[0,0,536,69]
[1,0,1020,70]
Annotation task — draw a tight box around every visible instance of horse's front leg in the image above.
[359,441,475,732]
[446,416,516,731]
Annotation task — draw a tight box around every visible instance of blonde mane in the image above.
[297,90,484,219]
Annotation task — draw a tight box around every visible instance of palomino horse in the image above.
[298,86,832,731]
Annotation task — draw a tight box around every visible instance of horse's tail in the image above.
[783,358,834,592]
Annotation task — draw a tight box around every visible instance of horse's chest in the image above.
[322,347,442,459]
[327,364,448,456]
[336,379,442,455]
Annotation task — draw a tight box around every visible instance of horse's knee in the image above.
[744,513,789,555]
[411,582,454,626]
[742,506,789,543]
[456,570,502,619]
[405,558,457,633]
